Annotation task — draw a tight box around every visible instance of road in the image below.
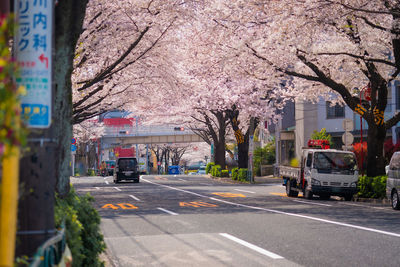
[71,174,400,267]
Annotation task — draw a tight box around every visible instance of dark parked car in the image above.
[113,157,140,183]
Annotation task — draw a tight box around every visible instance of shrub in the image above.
[206,162,215,174]
[253,139,276,176]
[357,175,387,199]
[55,186,106,267]
[238,168,248,182]
[231,167,239,180]
[87,168,95,176]
[221,170,229,177]
[211,165,222,177]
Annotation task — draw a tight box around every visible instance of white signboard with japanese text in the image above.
[15,0,52,128]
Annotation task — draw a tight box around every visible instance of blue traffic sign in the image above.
[71,138,76,145]
[71,144,77,152]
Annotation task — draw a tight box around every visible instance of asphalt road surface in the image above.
[71,174,400,267]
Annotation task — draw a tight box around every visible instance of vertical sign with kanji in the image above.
[15,0,52,128]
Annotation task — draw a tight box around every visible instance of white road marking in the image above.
[219,233,284,259]
[179,179,186,182]
[105,181,109,185]
[235,189,255,194]
[293,200,332,207]
[113,187,121,191]
[142,178,400,239]
[129,194,141,201]
[95,187,100,190]
[200,183,213,186]
[157,207,178,216]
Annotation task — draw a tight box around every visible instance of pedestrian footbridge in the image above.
[101,125,203,148]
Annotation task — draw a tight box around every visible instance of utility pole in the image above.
[14,0,57,258]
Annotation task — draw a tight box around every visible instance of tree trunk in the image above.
[54,0,89,196]
[366,124,386,177]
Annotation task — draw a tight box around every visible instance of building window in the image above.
[326,102,345,119]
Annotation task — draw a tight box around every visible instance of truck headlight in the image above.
[350,182,357,188]
[311,178,321,186]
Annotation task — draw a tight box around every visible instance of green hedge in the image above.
[211,165,222,177]
[231,167,239,180]
[206,162,215,174]
[357,175,387,199]
[55,186,106,267]
[238,168,248,182]
[221,170,229,177]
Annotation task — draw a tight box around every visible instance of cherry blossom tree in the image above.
[212,0,400,176]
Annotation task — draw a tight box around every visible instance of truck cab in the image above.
[283,148,359,201]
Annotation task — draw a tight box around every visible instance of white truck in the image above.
[280,149,359,201]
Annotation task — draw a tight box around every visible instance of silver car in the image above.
[386,151,400,210]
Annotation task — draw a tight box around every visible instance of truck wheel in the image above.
[344,194,353,201]
[286,180,298,197]
[304,189,313,200]
[391,190,400,210]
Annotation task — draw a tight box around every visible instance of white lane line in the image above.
[157,207,178,216]
[235,189,255,194]
[113,187,121,191]
[293,200,332,207]
[179,179,186,182]
[129,194,141,201]
[95,187,100,190]
[105,181,109,185]
[142,178,400,239]
[220,233,284,259]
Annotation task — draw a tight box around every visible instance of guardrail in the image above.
[29,227,70,267]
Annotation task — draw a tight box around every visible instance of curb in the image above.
[353,197,390,204]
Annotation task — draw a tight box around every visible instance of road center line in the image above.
[235,189,255,194]
[157,207,178,215]
[142,178,400,239]
[293,200,332,207]
[220,233,284,259]
[129,194,141,201]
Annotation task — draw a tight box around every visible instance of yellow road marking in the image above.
[117,203,138,209]
[179,201,218,207]
[101,203,138,210]
[212,192,246,198]
[102,204,119,209]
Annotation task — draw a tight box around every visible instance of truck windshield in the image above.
[313,152,357,174]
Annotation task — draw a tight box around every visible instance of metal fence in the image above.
[30,227,69,267]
